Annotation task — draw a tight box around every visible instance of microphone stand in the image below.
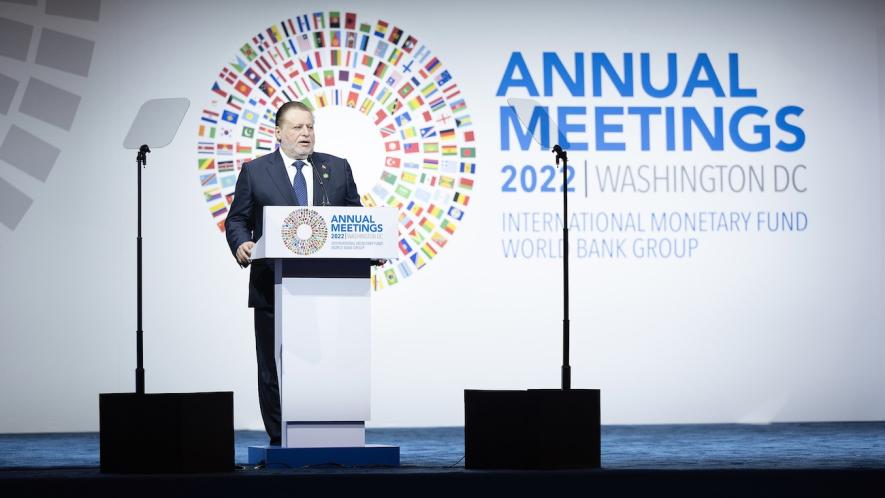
[553,144,570,390]
[307,154,330,206]
[135,144,150,395]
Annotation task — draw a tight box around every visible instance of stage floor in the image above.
[1,423,884,497]
[2,422,884,469]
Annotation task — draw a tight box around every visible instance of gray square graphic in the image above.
[0,73,18,115]
[0,17,34,61]
[45,0,101,21]
[0,125,61,182]
[0,176,33,230]
[36,29,95,77]
[19,78,81,131]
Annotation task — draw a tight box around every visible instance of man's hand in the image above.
[236,241,256,267]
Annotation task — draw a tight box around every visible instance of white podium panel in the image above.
[275,277,371,422]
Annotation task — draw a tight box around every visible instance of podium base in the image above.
[464,389,601,469]
[247,444,400,468]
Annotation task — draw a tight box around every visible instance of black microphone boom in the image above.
[307,153,330,206]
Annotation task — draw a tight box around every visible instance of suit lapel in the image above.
[266,150,298,205]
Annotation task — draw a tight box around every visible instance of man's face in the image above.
[276,108,315,159]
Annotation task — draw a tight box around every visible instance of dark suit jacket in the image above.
[225,150,362,308]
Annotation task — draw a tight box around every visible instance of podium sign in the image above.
[251,206,398,455]
[251,206,397,260]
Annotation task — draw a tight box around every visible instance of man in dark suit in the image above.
[225,101,362,444]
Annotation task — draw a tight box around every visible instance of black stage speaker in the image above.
[464,389,600,469]
[99,392,234,473]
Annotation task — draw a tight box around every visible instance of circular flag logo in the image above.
[197,11,476,289]
[281,208,328,255]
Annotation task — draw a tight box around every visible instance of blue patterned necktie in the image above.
[292,160,308,206]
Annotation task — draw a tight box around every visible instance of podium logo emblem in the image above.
[281,209,329,255]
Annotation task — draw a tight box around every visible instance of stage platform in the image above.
[1,423,884,497]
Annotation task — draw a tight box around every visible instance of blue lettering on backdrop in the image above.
[496,51,804,152]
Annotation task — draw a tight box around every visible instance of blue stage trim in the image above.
[247,444,400,468]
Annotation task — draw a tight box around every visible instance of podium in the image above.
[246,206,399,468]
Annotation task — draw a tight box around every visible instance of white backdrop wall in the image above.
[0,0,883,432]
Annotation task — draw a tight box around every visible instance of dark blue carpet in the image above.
[1,422,883,469]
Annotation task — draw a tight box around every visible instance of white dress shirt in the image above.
[278,148,314,206]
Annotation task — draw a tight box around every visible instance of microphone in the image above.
[307,153,330,206]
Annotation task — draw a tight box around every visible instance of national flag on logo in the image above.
[441,145,457,156]
[431,231,448,248]
[410,252,426,269]
[427,204,443,218]
[406,201,422,216]
[359,99,374,115]
[256,138,273,150]
[384,141,400,152]
[388,49,403,66]
[453,192,470,206]
[345,12,357,29]
[436,70,452,86]
[234,80,252,97]
[352,73,365,89]
[407,96,424,110]
[440,176,455,189]
[385,156,401,168]
[398,238,412,256]
[460,162,476,174]
[198,142,214,154]
[259,81,276,97]
[394,112,411,126]
[384,268,398,285]
[401,171,417,184]
[448,205,464,220]
[458,178,474,190]
[450,99,467,113]
[244,68,261,84]
[201,109,219,124]
[404,162,419,169]
[374,20,389,37]
[441,219,456,234]
[226,95,244,111]
[375,40,389,58]
[464,130,475,142]
[373,61,388,79]
[456,115,472,127]
[421,243,437,259]
[428,97,445,111]
[221,175,236,188]
[217,143,233,155]
[218,160,234,172]
[398,82,414,98]
[210,202,227,217]
[211,82,227,98]
[200,173,217,186]
[324,70,335,86]
[237,144,252,155]
[204,188,222,202]
[314,32,326,48]
[198,158,215,170]
[441,160,459,173]
[242,126,255,138]
[408,229,425,245]
[419,173,436,186]
[439,129,455,141]
[401,127,416,139]
[347,91,359,108]
[424,57,441,73]
[198,125,216,138]
[423,143,439,153]
[389,27,403,44]
[403,143,419,153]
[381,171,397,185]
[402,35,417,53]
[395,184,412,198]
[419,126,435,138]
[221,110,238,125]
[419,217,435,233]
[461,147,476,158]
[422,158,438,170]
